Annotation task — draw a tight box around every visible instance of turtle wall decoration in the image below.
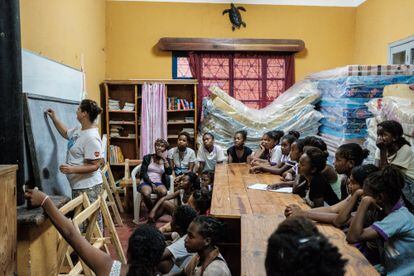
[223,3,246,31]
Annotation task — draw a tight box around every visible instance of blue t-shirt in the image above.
[371,203,414,276]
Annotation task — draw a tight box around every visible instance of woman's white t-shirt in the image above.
[66,127,103,190]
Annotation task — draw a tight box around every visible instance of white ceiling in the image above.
[108,0,367,7]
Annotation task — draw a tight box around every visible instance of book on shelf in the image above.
[167,97,194,111]
[109,145,125,164]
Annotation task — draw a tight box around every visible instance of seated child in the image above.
[148,172,199,222]
[298,147,339,207]
[375,120,414,210]
[159,186,211,234]
[25,188,166,276]
[285,164,379,227]
[139,138,172,211]
[334,143,370,200]
[227,130,253,163]
[158,205,198,274]
[200,171,214,191]
[168,132,196,176]
[197,133,226,174]
[265,216,346,276]
[272,147,339,207]
[346,166,414,275]
[249,130,284,165]
[250,134,297,175]
[188,188,212,216]
[184,216,231,276]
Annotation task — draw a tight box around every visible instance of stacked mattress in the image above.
[309,65,414,158]
[198,80,322,150]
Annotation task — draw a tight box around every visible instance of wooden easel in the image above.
[57,191,126,275]
[101,164,124,226]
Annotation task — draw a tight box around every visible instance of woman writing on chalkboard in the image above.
[46,99,104,229]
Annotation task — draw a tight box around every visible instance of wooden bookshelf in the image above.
[103,82,140,180]
[166,82,197,149]
[102,79,197,179]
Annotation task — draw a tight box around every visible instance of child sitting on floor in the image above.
[183,216,231,276]
[227,130,253,163]
[250,133,297,175]
[197,133,226,175]
[265,216,346,276]
[158,205,198,275]
[285,164,379,227]
[375,120,414,210]
[346,166,414,275]
[159,187,212,234]
[188,188,212,216]
[200,171,214,191]
[148,172,199,223]
[334,143,370,200]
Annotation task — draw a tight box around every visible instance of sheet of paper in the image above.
[247,183,268,190]
[269,187,293,193]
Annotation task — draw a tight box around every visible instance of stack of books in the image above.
[110,125,123,137]
[122,102,135,111]
[109,99,120,111]
[109,145,125,164]
[167,97,194,110]
[184,117,195,123]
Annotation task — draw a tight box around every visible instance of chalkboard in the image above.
[24,93,80,198]
[22,49,83,102]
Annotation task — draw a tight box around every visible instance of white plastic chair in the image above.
[131,164,174,224]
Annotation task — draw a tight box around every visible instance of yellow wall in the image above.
[20,0,106,103]
[354,0,414,64]
[20,0,413,102]
[106,2,356,81]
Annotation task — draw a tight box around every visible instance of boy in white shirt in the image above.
[197,133,226,174]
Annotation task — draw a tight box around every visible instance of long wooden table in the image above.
[211,163,379,276]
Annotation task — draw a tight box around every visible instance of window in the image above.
[172,52,293,109]
[173,52,293,109]
[388,36,414,65]
[172,52,193,79]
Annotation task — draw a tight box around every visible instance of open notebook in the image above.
[248,183,293,193]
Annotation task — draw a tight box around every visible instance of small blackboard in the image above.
[24,93,80,198]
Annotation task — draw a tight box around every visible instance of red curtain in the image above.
[189,52,295,119]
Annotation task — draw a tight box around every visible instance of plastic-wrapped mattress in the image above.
[198,79,322,150]
[309,65,414,154]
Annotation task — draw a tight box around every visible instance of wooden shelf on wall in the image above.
[157,37,305,52]
[103,79,197,180]
[109,110,135,114]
